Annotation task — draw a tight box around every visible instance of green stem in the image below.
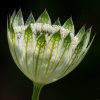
[31,83,43,100]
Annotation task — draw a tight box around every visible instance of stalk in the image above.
[31,83,43,100]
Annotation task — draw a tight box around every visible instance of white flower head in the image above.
[7,9,95,85]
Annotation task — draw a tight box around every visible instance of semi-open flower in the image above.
[7,9,94,100]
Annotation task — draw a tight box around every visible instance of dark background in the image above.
[0,0,100,100]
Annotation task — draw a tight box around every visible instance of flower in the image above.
[7,9,94,85]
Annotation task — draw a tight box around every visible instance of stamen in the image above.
[13,23,76,39]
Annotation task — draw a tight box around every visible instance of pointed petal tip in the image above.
[86,33,96,50]
[8,10,16,28]
[37,10,51,24]
[25,12,35,25]
[68,16,73,21]
[13,8,24,26]
[54,17,61,25]
[16,9,22,16]
[66,16,73,22]
[91,33,96,42]
[41,9,49,17]
[80,25,86,31]
[18,8,22,13]
[43,8,49,14]
[12,10,16,16]
[63,16,74,26]
[93,33,96,40]
[86,26,93,33]
[44,9,48,13]
[63,16,74,34]
[76,25,86,41]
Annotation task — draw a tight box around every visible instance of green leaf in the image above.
[62,33,95,77]
[63,34,71,48]
[63,17,74,34]
[76,25,85,41]
[9,25,15,42]
[50,34,71,73]
[53,18,61,25]
[24,25,33,43]
[13,9,24,26]
[34,33,46,79]
[37,33,46,48]
[66,30,91,69]
[70,28,93,63]
[73,31,89,56]
[25,12,35,25]
[50,31,61,44]
[45,31,61,74]
[78,34,95,65]
[59,33,87,78]
[37,10,51,24]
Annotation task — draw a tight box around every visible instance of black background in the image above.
[0,0,100,100]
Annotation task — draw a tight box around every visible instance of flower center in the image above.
[31,23,70,36]
[13,23,71,37]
